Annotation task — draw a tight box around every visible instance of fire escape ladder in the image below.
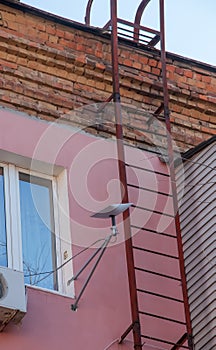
[85,1,194,349]
[126,162,193,349]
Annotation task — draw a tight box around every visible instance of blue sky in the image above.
[23,0,216,66]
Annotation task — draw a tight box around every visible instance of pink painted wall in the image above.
[0,109,187,349]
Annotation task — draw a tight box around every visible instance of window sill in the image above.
[26,284,75,300]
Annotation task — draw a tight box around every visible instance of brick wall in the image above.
[0,1,215,151]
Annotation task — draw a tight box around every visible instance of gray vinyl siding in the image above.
[177,141,216,350]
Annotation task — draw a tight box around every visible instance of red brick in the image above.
[56,29,65,38]
[132,62,142,70]
[17,57,28,66]
[95,62,106,71]
[77,76,87,84]
[124,59,133,66]
[76,44,86,52]
[151,67,160,76]
[74,55,86,67]
[202,75,211,84]
[175,67,184,75]
[166,65,175,72]
[209,116,216,123]
[37,23,45,32]
[95,81,106,90]
[184,70,193,78]
[64,31,75,41]
[49,35,58,44]
[139,56,148,65]
[200,126,213,134]
[130,53,139,61]
[182,89,191,96]
[95,51,103,59]
[38,31,49,42]
[149,59,157,67]
[194,73,202,81]
[208,96,216,103]
[46,25,56,35]
[0,59,17,69]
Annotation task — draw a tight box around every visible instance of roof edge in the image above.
[181,135,216,161]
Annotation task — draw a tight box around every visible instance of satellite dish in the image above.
[91,203,133,218]
[91,203,133,235]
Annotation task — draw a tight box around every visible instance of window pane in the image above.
[0,168,7,267]
[19,173,57,290]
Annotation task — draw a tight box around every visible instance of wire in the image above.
[155,176,216,186]
[103,338,119,350]
[127,162,215,189]
[159,177,212,186]
[103,338,190,350]
[191,198,214,204]
[181,156,216,172]
[105,337,189,350]
[124,133,216,173]
[184,181,215,188]
[139,154,160,162]
[126,156,215,187]
[186,181,216,187]
[142,343,170,350]
[24,237,107,284]
[125,155,159,168]
[143,340,188,350]
[126,152,215,173]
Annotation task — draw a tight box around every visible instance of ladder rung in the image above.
[134,266,181,281]
[139,311,186,325]
[133,245,178,259]
[131,204,174,218]
[141,334,190,349]
[131,225,176,239]
[128,183,172,198]
[117,30,150,44]
[137,288,183,303]
[118,25,154,40]
[125,162,170,177]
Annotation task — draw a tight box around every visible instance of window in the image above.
[19,173,57,290]
[0,167,7,267]
[0,162,73,297]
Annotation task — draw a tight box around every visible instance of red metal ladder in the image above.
[85,1,194,348]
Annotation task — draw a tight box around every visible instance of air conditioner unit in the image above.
[0,266,27,331]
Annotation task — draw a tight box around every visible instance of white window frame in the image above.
[0,161,74,298]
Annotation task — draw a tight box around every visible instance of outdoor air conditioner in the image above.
[0,266,27,331]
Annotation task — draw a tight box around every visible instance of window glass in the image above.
[0,167,7,267]
[19,173,57,291]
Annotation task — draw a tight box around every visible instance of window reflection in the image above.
[19,173,57,290]
[0,168,7,267]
